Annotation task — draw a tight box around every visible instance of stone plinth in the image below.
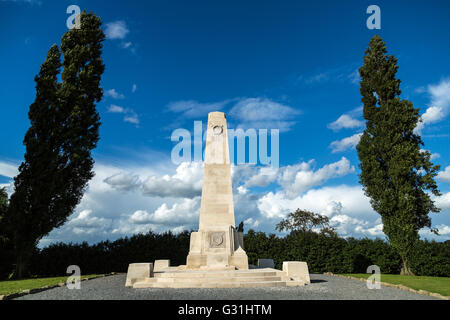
[125,263,153,287]
[154,259,170,272]
[282,261,310,284]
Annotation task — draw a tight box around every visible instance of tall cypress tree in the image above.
[0,187,8,243]
[6,12,105,278]
[356,35,441,275]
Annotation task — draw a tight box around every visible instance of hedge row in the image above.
[0,229,448,279]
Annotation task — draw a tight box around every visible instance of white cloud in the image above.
[234,157,354,199]
[328,114,364,131]
[108,104,125,113]
[130,197,200,226]
[435,192,450,210]
[229,98,301,132]
[0,161,18,178]
[244,217,260,228]
[103,161,203,199]
[276,157,355,198]
[416,106,445,133]
[141,162,203,198]
[428,78,450,112]
[107,105,140,126]
[132,84,137,93]
[416,78,450,133]
[329,133,362,153]
[124,112,140,125]
[437,166,450,182]
[103,172,140,191]
[257,185,374,220]
[105,89,125,99]
[348,69,360,84]
[105,21,129,40]
[167,100,229,118]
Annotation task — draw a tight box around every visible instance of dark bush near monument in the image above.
[0,229,448,279]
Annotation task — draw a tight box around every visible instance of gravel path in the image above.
[14,273,439,300]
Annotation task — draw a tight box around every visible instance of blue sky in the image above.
[1,0,450,246]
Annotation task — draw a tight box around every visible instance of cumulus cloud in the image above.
[416,78,450,133]
[276,157,355,198]
[437,166,450,183]
[429,78,450,111]
[329,133,362,153]
[257,185,373,220]
[141,162,203,198]
[129,197,200,226]
[103,161,203,199]
[435,192,450,210]
[328,114,364,131]
[105,21,129,40]
[233,157,354,199]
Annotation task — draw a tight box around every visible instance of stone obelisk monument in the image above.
[186,112,248,270]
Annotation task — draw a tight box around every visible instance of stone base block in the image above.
[229,253,249,270]
[154,259,170,271]
[282,261,310,284]
[125,263,153,287]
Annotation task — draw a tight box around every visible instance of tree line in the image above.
[0,228,448,280]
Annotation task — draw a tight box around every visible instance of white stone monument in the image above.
[125,111,310,288]
[186,112,248,270]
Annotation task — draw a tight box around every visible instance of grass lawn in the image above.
[342,274,450,297]
[0,274,102,296]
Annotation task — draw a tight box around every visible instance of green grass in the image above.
[0,274,102,296]
[341,274,450,297]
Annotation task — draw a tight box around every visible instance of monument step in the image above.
[142,276,283,283]
[133,280,288,289]
[154,270,279,279]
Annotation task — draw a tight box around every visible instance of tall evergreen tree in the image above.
[5,12,105,278]
[0,187,8,242]
[356,35,441,275]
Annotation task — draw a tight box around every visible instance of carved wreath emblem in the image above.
[212,125,223,135]
[210,232,225,248]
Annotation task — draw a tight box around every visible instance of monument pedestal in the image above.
[186,227,248,270]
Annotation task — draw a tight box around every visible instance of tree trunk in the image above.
[14,249,30,279]
[400,257,414,276]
